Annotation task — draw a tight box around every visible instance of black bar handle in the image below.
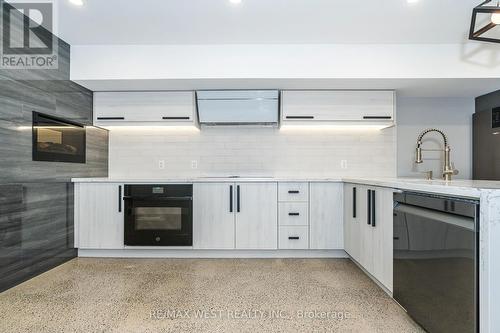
[367,189,371,225]
[97,117,125,120]
[288,212,300,216]
[362,116,392,119]
[288,190,300,194]
[352,187,357,218]
[118,185,122,213]
[237,185,240,213]
[229,185,233,213]
[288,236,300,240]
[286,116,314,119]
[371,190,376,227]
[162,116,191,120]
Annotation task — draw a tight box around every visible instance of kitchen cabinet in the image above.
[309,183,343,249]
[281,90,394,124]
[76,183,124,249]
[94,91,196,126]
[371,187,394,291]
[193,182,278,250]
[278,182,309,202]
[279,226,309,249]
[344,183,394,291]
[193,183,235,249]
[278,202,308,226]
[278,182,309,249]
[235,183,278,249]
[343,183,361,262]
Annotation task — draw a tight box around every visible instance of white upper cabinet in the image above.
[281,90,395,124]
[94,91,196,126]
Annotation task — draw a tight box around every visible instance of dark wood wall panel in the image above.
[0,78,107,183]
[0,0,108,292]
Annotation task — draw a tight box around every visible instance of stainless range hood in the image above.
[196,90,279,126]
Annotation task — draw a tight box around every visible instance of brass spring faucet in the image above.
[415,128,459,181]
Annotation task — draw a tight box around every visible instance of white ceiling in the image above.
[56,0,481,45]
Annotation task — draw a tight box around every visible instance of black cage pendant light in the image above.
[470,0,500,43]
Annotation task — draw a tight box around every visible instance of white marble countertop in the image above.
[341,178,500,199]
[71,177,344,183]
[71,176,500,198]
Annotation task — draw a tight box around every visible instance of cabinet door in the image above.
[94,91,195,125]
[281,90,394,122]
[235,182,278,249]
[77,183,124,249]
[344,184,362,261]
[359,186,374,274]
[193,183,235,249]
[371,187,394,291]
[310,183,343,249]
[343,184,353,255]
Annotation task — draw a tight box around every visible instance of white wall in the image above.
[396,97,474,179]
[108,127,396,179]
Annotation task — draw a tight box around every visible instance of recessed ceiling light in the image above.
[229,0,242,4]
[407,0,419,4]
[69,0,84,6]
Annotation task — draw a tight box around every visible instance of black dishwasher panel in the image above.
[393,192,479,333]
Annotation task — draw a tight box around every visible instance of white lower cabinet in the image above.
[193,182,278,250]
[279,226,309,249]
[278,202,308,226]
[76,183,124,249]
[343,184,362,263]
[371,187,394,291]
[193,183,235,249]
[235,183,278,249]
[309,183,343,249]
[344,183,394,291]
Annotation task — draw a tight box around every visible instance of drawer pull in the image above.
[162,116,191,120]
[363,116,392,119]
[286,116,314,119]
[288,236,300,240]
[97,116,125,120]
[288,212,300,216]
[288,190,300,194]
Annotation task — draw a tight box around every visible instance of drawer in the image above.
[278,183,309,202]
[279,226,309,249]
[279,202,308,226]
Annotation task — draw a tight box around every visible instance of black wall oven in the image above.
[124,184,192,246]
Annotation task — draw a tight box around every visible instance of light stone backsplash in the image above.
[108,126,396,179]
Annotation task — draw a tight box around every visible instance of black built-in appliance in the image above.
[473,107,500,180]
[32,111,86,163]
[124,184,193,246]
[393,191,479,333]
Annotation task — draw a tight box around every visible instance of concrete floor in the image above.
[0,258,423,333]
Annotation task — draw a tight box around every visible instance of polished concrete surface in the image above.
[0,258,423,333]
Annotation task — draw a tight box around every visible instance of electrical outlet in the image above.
[158,160,165,169]
[341,160,348,169]
[191,160,198,169]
